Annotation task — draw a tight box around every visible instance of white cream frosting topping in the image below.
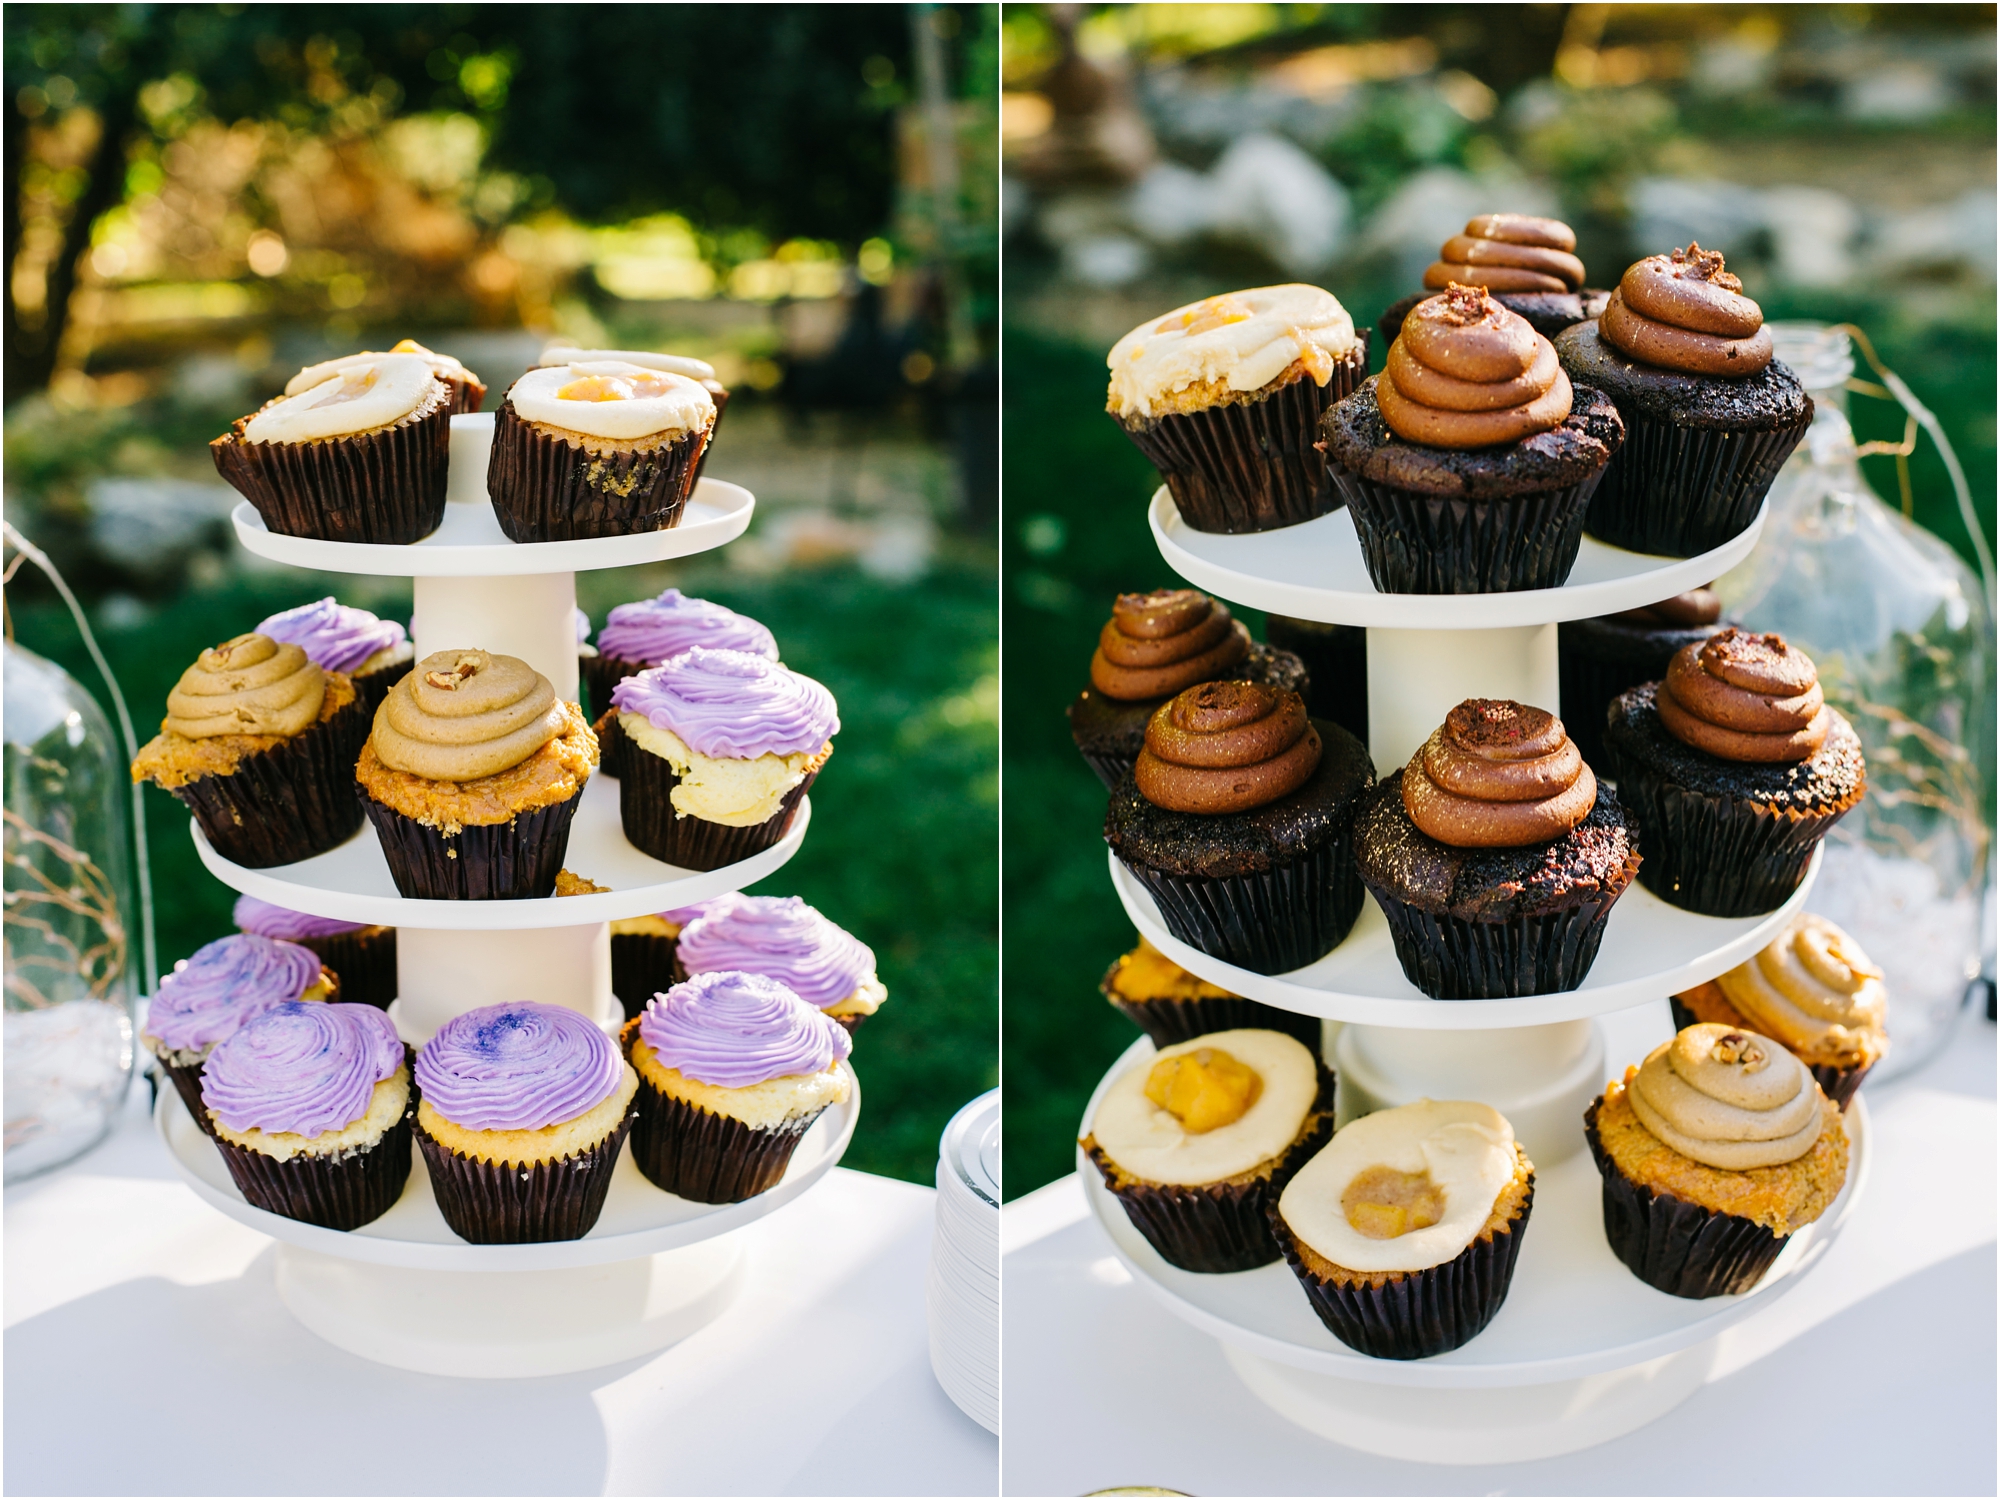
[1629,1023,1824,1170]
[1716,914,1887,1056]
[621,712,813,826]
[509,361,714,440]
[285,340,470,395]
[540,346,717,382]
[1089,1028,1317,1186]
[1107,284,1357,419]
[246,353,439,444]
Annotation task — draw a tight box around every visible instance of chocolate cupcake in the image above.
[1673,914,1887,1111]
[202,1001,414,1231]
[233,895,396,1012]
[539,345,730,483]
[211,351,452,544]
[609,648,836,872]
[130,633,372,868]
[286,339,486,415]
[1108,286,1368,534]
[1603,629,1863,916]
[1270,1100,1534,1359]
[1082,1028,1334,1273]
[1587,1023,1849,1298]
[1354,699,1640,999]
[1100,936,1321,1051]
[1262,615,1367,747]
[1377,213,1609,344]
[1555,244,1811,557]
[1104,681,1373,976]
[582,588,778,731]
[624,970,852,1204]
[255,596,414,720]
[610,903,714,1021]
[355,649,598,900]
[1558,587,1731,770]
[1321,285,1625,594]
[1066,589,1306,789]
[414,1002,640,1244]
[674,894,886,1036]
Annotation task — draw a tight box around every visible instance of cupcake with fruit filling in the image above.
[286,338,486,415]
[1587,1022,1848,1298]
[1067,588,1306,789]
[674,894,887,1036]
[623,970,853,1204]
[255,596,414,719]
[1558,587,1732,771]
[1555,243,1811,556]
[1107,285,1367,534]
[1082,1028,1334,1273]
[211,351,452,544]
[1378,214,1608,344]
[355,649,598,900]
[1673,914,1887,1110]
[610,903,715,1021]
[583,588,778,735]
[1270,1100,1534,1359]
[202,1001,413,1231]
[1321,283,1625,594]
[540,345,730,480]
[130,633,372,868]
[1603,628,1863,916]
[1105,681,1373,976]
[415,1001,640,1244]
[1353,699,1640,999]
[1100,935,1320,1051]
[233,895,395,1012]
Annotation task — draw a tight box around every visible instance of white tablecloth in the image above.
[5,1084,996,1497]
[1002,1004,1996,1497]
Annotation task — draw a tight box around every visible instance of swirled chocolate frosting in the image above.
[1599,244,1772,378]
[1402,699,1596,848]
[1089,589,1250,702]
[1379,285,1573,450]
[1423,214,1585,295]
[1656,628,1828,763]
[370,649,566,782]
[163,634,325,739]
[1629,1022,1824,1170]
[1134,681,1321,814]
[1614,587,1722,629]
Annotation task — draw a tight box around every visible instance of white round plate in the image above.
[1111,844,1819,1029]
[156,1059,859,1271]
[1149,487,1764,629]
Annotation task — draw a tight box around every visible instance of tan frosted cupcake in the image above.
[286,339,487,414]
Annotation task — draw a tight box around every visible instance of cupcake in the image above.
[414,1001,640,1244]
[1377,214,1609,344]
[233,895,396,1012]
[201,1001,413,1231]
[673,894,887,1036]
[141,934,335,1133]
[1104,681,1373,976]
[610,903,715,1021]
[1262,615,1368,748]
[623,970,853,1204]
[539,345,730,481]
[609,648,836,872]
[1320,284,1625,594]
[130,633,372,868]
[1269,1100,1534,1359]
[1558,586,1730,770]
[1081,1028,1334,1273]
[1353,699,1640,999]
[1602,629,1864,916]
[1100,936,1321,1052]
[210,351,452,544]
[286,339,486,414]
[1066,589,1307,789]
[355,649,598,900]
[1107,286,1368,534]
[583,588,778,732]
[1586,1022,1849,1298]
[1673,913,1887,1110]
[255,596,414,719]
[487,359,715,542]
[1555,244,1812,556]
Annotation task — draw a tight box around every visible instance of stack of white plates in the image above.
[927,1089,998,1434]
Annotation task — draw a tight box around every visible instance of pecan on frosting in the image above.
[370,648,567,782]
[1599,244,1772,378]
[1614,586,1723,629]
[1656,628,1828,763]
[164,633,326,739]
[1089,589,1250,701]
[1423,214,1585,295]
[1135,681,1321,814]
[1378,285,1573,449]
[1401,699,1597,848]
[1628,1022,1824,1170]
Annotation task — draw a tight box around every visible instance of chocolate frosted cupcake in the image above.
[610,903,714,1021]
[356,649,598,900]
[130,633,371,868]
[414,1001,640,1244]
[202,1001,414,1231]
[609,648,836,872]
[211,352,452,544]
[1082,1028,1334,1273]
[1587,1023,1848,1298]
[1270,1100,1534,1359]
[624,970,852,1204]
[1556,244,1811,556]
[1105,681,1373,975]
[1321,285,1624,594]
[583,588,778,731]
[1262,615,1367,747]
[1673,914,1887,1111]
[1603,629,1863,916]
[1378,214,1609,344]
[1108,286,1368,534]
[286,339,486,415]
[255,597,414,719]
[1558,587,1730,770]
[1066,589,1306,789]
[540,345,730,482]
[1354,699,1640,999]
[233,895,395,1012]
[1100,936,1321,1051]
[674,894,886,1036]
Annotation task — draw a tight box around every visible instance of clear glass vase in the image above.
[1719,323,1995,1082]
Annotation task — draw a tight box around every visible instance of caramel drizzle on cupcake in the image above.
[1135,681,1321,815]
[1423,214,1584,295]
[1089,589,1250,701]
[1378,285,1573,450]
[1402,699,1596,848]
[1599,244,1772,377]
[1656,628,1828,763]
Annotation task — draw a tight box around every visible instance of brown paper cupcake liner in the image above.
[1331,468,1603,594]
[444,373,486,415]
[166,692,372,869]
[1583,410,1810,558]
[581,652,653,728]
[1364,884,1629,1000]
[352,660,414,721]
[296,929,397,1011]
[692,382,729,484]
[626,1070,821,1204]
[415,1110,633,1243]
[160,1056,216,1136]
[1558,638,1670,776]
[1101,983,1323,1053]
[618,737,819,872]
[1666,997,1872,1111]
[212,1108,414,1232]
[590,706,629,780]
[361,787,582,900]
[612,933,680,1019]
[210,401,452,545]
[486,399,708,543]
[1119,834,1365,977]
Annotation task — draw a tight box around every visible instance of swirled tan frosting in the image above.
[1657,628,1828,763]
[1135,681,1321,815]
[164,634,326,739]
[1614,587,1722,628]
[370,649,566,782]
[1423,214,1584,295]
[1402,699,1595,848]
[1628,1023,1824,1170]
[1717,914,1887,1061]
[1089,589,1250,701]
[1599,244,1772,378]
[1379,285,1572,449]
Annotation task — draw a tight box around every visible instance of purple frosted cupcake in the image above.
[675,895,886,1036]
[202,1001,414,1230]
[414,1002,639,1244]
[611,901,716,1020]
[622,970,852,1204]
[256,597,414,718]
[233,895,396,1012]
[584,589,778,739]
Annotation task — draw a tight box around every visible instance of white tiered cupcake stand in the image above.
[1076,486,1868,1461]
[155,413,861,1377]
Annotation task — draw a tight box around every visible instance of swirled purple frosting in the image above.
[255,597,407,675]
[610,647,838,759]
[638,970,851,1089]
[677,896,876,1011]
[415,1001,625,1131]
[147,935,325,1052]
[233,893,368,941]
[660,900,719,927]
[597,589,778,666]
[201,1001,404,1138]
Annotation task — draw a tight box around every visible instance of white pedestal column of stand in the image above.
[411,572,580,704]
[391,924,616,1044]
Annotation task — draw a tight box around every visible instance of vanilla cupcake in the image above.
[582,588,778,732]
[287,339,487,414]
[674,894,887,1035]
[233,894,396,1011]
[539,345,730,480]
